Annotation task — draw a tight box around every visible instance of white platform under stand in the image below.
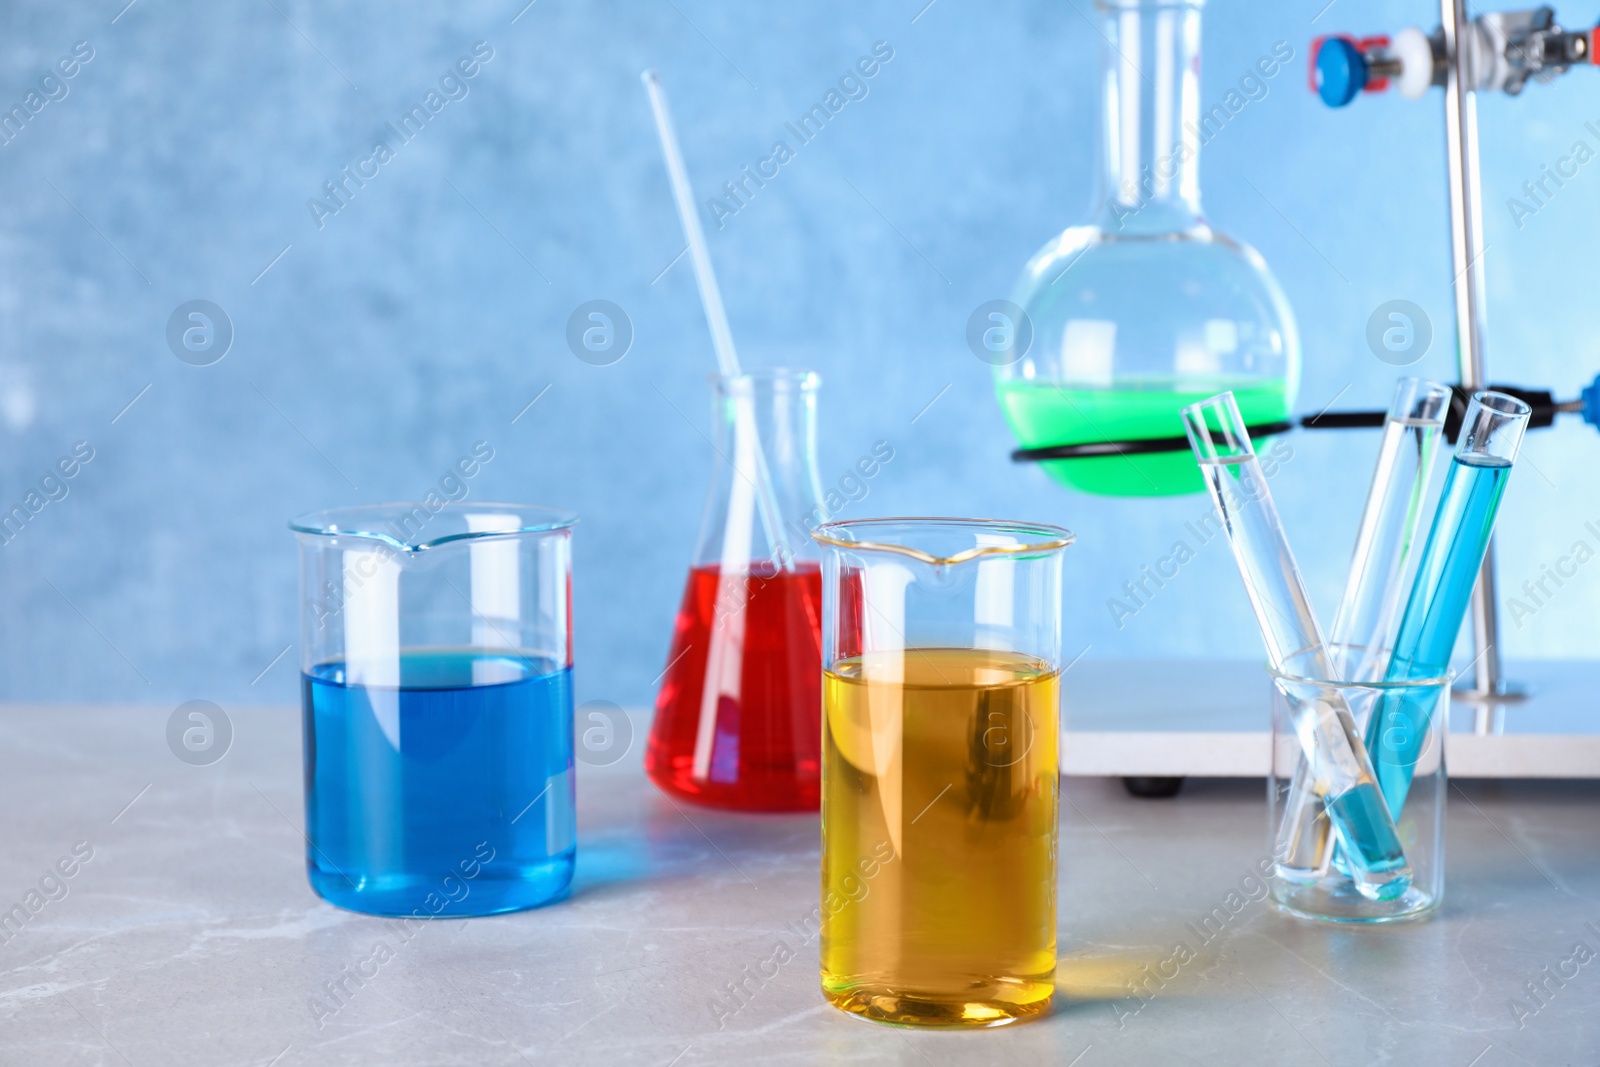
[1061,658,1600,778]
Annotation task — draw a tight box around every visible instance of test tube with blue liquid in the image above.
[291,503,578,917]
[1368,392,1530,812]
[1182,393,1411,901]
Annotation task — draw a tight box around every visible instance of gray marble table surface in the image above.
[1,703,1597,1066]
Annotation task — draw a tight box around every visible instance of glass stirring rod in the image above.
[1182,393,1412,902]
[1275,379,1451,883]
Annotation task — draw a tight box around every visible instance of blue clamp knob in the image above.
[1315,38,1369,107]
[1581,374,1600,431]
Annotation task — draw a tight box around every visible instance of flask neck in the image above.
[1093,0,1205,236]
[697,371,826,570]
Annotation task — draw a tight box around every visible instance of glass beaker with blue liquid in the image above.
[291,503,577,917]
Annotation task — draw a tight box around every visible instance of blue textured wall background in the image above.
[0,0,1595,709]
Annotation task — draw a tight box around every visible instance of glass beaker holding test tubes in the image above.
[646,369,828,811]
[1269,649,1449,922]
[812,518,1072,1027]
[1268,390,1529,921]
[291,503,577,917]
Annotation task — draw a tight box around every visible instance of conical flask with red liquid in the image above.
[646,369,827,811]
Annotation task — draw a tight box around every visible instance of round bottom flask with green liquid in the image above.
[995,0,1300,497]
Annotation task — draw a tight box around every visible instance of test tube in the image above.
[1368,391,1530,813]
[1182,392,1411,902]
[1276,378,1451,881]
[1332,379,1454,677]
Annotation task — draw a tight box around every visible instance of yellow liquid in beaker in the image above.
[820,648,1059,1027]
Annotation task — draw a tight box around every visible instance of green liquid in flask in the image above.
[997,376,1291,497]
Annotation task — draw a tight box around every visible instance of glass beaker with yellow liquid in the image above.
[811,518,1074,1027]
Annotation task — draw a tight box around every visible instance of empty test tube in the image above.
[1275,378,1451,882]
[1367,391,1530,813]
[1182,392,1411,902]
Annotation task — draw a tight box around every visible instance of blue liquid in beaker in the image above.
[302,649,575,917]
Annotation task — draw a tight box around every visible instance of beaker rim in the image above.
[811,516,1074,566]
[710,367,820,391]
[1267,644,1452,691]
[289,502,577,553]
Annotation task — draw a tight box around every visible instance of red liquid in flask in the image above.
[646,561,823,811]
